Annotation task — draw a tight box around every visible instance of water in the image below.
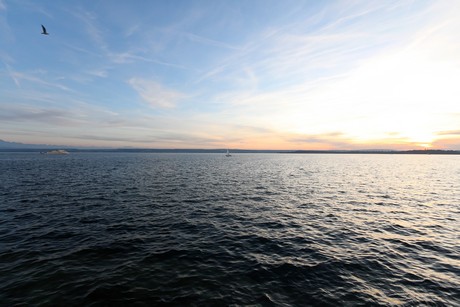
[1,152,459,306]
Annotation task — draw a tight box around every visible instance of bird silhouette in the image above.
[41,25,49,35]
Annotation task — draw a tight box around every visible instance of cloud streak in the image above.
[437,130,460,136]
[10,70,71,91]
[128,78,184,108]
[72,9,107,51]
[0,105,85,126]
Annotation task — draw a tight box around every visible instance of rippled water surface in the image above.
[1,152,459,305]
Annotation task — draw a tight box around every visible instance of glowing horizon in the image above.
[1,0,459,150]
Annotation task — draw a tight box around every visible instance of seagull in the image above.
[41,25,49,35]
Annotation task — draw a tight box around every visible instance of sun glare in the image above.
[277,38,460,149]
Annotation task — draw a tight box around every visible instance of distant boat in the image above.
[225,149,231,157]
[45,150,69,155]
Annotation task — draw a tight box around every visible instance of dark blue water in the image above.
[1,152,459,305]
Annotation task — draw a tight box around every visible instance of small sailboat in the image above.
[225,149,231,157]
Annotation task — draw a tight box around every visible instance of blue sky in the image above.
[1,0,460,149]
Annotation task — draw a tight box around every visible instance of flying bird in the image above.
[41,25,49,35]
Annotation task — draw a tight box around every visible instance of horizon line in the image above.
[1,147,459,153]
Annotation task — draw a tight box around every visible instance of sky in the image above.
[1,0,460,150]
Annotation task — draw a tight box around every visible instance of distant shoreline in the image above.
[1,148,459,155]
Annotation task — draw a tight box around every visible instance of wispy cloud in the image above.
[180,31,242,51]
[64,43,102,58]
[72,9,107,50]
[123,23,140,38]
[128,78,184,108]
[65,13,188,70]
[9,69,70,91]
[287,132,354,149]
[437,130,460,136]
[290,132,345,143]
[108,51,188,70]
[196,1,442,90]
[20,0,53,18]
[0,0,12,42]
[71,134,154,143]
[4,63,20,87]
[0,51,13,64]
[86,69,108,78]
[0,105,84,126]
